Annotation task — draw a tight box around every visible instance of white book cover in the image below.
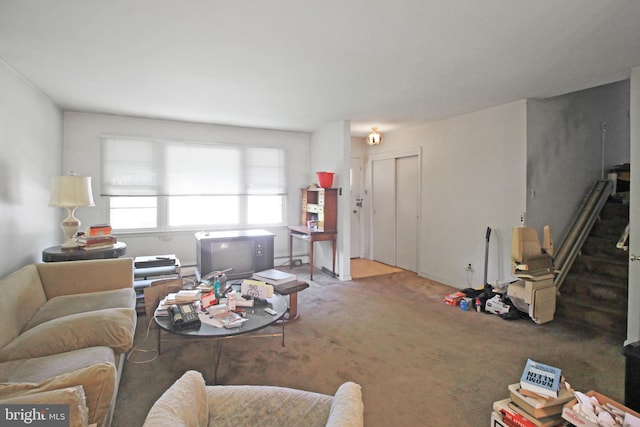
[252,269,297,285]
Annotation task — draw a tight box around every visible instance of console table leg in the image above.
[309,241,314,280]
[289,233,293,270]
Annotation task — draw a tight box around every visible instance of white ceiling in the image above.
[1,0,640,136]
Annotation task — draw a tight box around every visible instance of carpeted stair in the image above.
[556,199,629,337]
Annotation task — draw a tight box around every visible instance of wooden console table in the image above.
[288,225,336,280]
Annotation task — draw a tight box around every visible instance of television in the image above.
[195,229,274,281]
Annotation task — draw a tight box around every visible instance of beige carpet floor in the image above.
[350,258,403,279]
[114,266,626,426]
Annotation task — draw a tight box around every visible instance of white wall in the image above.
[627,68,640,345]
[63,112,311,268]
[306,120,352,280]
[371,101,527,288]
[526,80,630,244]
[0,60,62,277]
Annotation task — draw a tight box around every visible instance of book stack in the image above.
[89,224,112,236]
[168,290,201,304]
[251,269,297,286]
[491,359,572,427]
[78,234,117,250]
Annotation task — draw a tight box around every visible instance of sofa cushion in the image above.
[0,265,47,350]
[36,258,134,299]
[24,288,136,331]
[0,346,116,384]
[0,308,136,362]
[0,385,89,427]
[142,370,208,427]
[0,362,116,427]
[326,382,364,427]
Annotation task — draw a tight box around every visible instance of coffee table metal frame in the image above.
[154,294,287,384]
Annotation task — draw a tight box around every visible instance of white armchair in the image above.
[143,370,364,427]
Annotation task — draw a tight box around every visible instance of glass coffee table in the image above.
[154,294,288,384]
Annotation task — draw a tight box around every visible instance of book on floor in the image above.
[520,359,562,399]
[508,383,573,419]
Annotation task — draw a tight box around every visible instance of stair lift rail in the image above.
[554,179,614,292]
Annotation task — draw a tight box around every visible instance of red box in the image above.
[444,291,466,306]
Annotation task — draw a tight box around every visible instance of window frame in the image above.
[101,136,288,233]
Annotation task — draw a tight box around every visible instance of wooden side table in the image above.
[42,242,127,262]
[288,225,336,280]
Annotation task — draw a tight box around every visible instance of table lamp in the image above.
[49,175,95,248]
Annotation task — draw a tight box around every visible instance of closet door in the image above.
[395,155,418,271]
[371,158,396,265]
[371,154,419,271]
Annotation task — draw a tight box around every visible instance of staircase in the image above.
[556,199,629,337]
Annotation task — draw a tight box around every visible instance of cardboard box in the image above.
[443,291,465,306]
[562,390,640,427]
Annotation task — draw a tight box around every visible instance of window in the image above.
[101,137,287,231]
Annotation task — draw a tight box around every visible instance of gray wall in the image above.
[526,80,630,246]
[0,60,62,277]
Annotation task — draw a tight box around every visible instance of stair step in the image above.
[561,274,627,304]
[600,200,630,219]
[569,254,628,279]
[581,236,629,259]
[556,294,626,336]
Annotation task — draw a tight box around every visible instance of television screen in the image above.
[209,241,254,277]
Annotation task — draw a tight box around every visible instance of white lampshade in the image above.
[49,176,95,208]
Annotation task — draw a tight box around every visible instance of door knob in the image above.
[631,254,640,261]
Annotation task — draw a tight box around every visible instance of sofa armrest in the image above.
[36,258,134,299]
[142,370,208,427]
[326,382,364,427]
[0,386,89,427]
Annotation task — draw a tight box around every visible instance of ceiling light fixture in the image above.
[366,127,383,145]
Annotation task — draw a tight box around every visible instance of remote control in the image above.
[264,307,277,315]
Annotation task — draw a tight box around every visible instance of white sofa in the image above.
[143,370,364,427]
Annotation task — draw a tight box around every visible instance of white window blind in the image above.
[101,136,287,230]
[101,137,287,197]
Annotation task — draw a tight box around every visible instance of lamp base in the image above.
[60,238,80,249]
[59,207,81,249]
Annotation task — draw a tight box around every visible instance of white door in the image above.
[372,158,396,265]
[350,157,363,258]
[395,155,419,271]
[627,69,640,346]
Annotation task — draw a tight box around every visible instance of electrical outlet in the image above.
[466,263,473,272]
[292,259,303,267]
[520,212,526,225]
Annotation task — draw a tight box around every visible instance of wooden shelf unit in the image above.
[301,188,338,232]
